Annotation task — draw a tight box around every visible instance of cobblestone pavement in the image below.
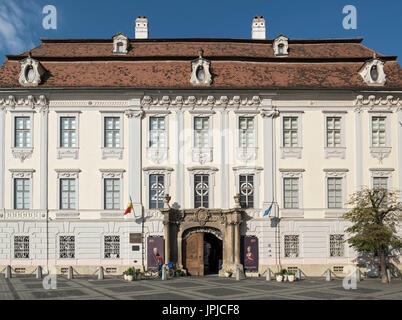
[0,274,401,300]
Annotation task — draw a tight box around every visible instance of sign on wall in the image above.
[241,236,259,271]
[130,233,142,243]
[147,236,165,270]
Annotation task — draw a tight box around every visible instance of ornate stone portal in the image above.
[160,196,244,276]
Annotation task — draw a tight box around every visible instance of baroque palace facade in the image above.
[0,16,401,277]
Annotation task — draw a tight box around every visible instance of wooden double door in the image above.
[184,232,222,276]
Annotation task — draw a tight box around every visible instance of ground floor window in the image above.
[330,234,344,257]
[284,235,299,258]
[104,235,120,259]
[239,175,254,208]
[194,174,209,208]
[14,236,29,259]
[60,236,75,259]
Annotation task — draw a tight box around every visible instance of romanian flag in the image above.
[124,197,133,215]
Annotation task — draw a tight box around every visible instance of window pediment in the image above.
[359,54,386,86]
[273,35,289,56]
[112,33,129,54]
[190,49,212,86]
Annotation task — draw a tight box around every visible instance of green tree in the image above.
[342,187,402,283]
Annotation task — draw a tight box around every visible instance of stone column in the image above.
[125,101,143,217]
[220,109,229,209]
[354,106,363,191]
[175,109,184,208]
[0,106,4,209]
[234,222,241,265]
[177,231,183,268]
[163,221,170,265]
[398,108,402,200]
[261,105,279,214]
[39,106,49,210]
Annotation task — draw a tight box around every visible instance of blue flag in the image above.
[263,201,274,217]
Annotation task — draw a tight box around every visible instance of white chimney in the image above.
[252,15,266,40]
[135,16,149,39]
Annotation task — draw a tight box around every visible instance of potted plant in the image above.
[275,272,283,282]
[125,267,134,281]
[123,270,128,280]
[135,268,142,280]
[224,270,233,278]
[288,272,295,282]
[281,269,288,281]
[174,268,182,277]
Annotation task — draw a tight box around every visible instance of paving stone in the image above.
[242,284,290,291]
[331,287,382,294]
[106,285,156,293]
[31,289,87,299]
[195,287,249,297]
[291,290,344,300]
[130,292,193,300]
[159,281,206,288]
[24,282,71,289]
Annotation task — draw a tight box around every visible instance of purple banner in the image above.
[147,236,165,270]
[243,236,258,271]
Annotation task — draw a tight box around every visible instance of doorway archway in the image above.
[183,228,223,276]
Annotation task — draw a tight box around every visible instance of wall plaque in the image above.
[130,233,142,244]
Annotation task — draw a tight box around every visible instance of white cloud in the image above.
[0,0,41,55]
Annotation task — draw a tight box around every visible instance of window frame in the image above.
[370,168,393,190]
[100,112,124,159]
[10,111,34,161]
[324,170,348,209]
[143,167,172,211]
[188,167,218,209]
[58,235,76,259]
[279,112,303,159]
[190,111,214,163]
[56,112,81,159]
[56,169,80,214]
[103,235,120,259]
[13,235,30,259]
[279,169,304,217]
[283,234,300,258]
[233,166,263,210]
[235,111,259,162]
[100,169,124,212]
[323,111,346,159]
[9,169,34,211]
[329,234,345,258]
[145,111,170,164]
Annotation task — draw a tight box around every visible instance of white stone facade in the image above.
[0,90,401,276]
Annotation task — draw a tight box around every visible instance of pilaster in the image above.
[354,105,363,191]
[220,109,229,209]
[39,105,49,210]
[0,106,4,209]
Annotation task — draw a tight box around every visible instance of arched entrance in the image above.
[183,228,223,276]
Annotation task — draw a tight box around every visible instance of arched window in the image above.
[370,65,378,81]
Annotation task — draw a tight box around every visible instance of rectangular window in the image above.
[239,175,254,208]
[104,235,120,259]
[330,234,344,257]
[283,117,298,147]
[326,117,341,147]
[59,236,75,259]
[371,117,386,147]
[15,117,31,148]
[194,174,209,208]
[149,117,166,148]
[283,178,299,209]
[327,177,343,208]
[60,178,76,210]
[60,117,77,148]
[14,178,30,210]
[284,235,299,258]
[104,178,120,210]
[194,117,209,148]
[104,117,121,148]
[239,117,254,148]
[149,174,165,209]
[373,177,388,190]
[14,236,29,259]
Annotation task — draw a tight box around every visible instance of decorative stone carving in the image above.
[280,147,302,159]
[112,32,129,54]
[125,109,144,118]
[261,108,279,118]
[55,169,80,179]
[9,169,35,179]
[324,147,346,159]
[190,48,212,86]
[273,34,289,56]
[141,95,261,108]
[2,209,46,220]
[359,54,386,86]
[192,148,213,164]
[99,169,125,179]
[57,148,79,160]
[146,148,168,164]
[370,147,392,163]
[0,95,48,111]
[102,148,123,160]
[195,208,210,226]
[12,148,33,162]
[236,147,258,162]
[18,53,45,87]
[355,95,401,111]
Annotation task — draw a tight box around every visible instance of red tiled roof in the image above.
[0,38,401,89]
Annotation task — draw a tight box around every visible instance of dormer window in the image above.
[25,66,35,82]
[196,67,205,81]
[370,65,378,81]
[359,54,386,86]
[18,53,45,87]
[273,35,289,56]
[190,48,212,86]
[112,33,129,54]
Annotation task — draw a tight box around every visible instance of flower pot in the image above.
[276,275,283,282]
[283,275,288,282]
[288,275,295,282]
[123,274,128,280]
[126,275,133,281]
[224,272,232,278]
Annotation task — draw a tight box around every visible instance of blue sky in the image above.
[0,0,401,65]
